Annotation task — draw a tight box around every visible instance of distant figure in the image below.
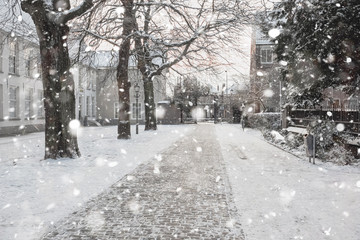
[83,116,88,127]
[241,115,248,131]
[304,133,315,164]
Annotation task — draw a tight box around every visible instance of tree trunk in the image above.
[144,79,157,130]
[116,0,133,139]
[39,23,80,159]
[116,71,131,139]
[20,0,94,159]
[180,108,184,123]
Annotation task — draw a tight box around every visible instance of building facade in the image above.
[0,30,45,135]
[249,27,281,113]
[95,52,167,125]
[0,30,97,136]
[72,64,97,125]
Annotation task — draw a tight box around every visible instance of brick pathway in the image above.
[41,124,244,239]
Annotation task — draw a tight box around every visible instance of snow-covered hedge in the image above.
[247,112,281,130]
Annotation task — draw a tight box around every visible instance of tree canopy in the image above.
[268,0,360,106]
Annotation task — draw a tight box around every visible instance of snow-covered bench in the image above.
[285,126,307,135]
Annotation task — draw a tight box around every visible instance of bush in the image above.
[322,143,355,165]
[247,113,281,131]
[307,120,336,159]
[283,131,304,149]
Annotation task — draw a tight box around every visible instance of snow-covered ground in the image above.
[216,124,360,240]
[1,124,360,240]
[0,125,192,240]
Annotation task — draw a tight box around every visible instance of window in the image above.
[25,49,34,77]
[92,96,96,117]
[0,35,3,72]
[9,86,18,118]
[0,84,3,120]
[25,88,34,119]
[37,90,44,118]
[260,48,273,64]
[79,68,86,91]
[9,41,18,74]
[132,103,142,119]
[92,76,96,91]
[86,96,91,116]
[114,102,119,118]
[86,69,92,90]
[333,99,340,109]
[78,96,83,119]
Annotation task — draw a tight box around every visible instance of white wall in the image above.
[0,34,44,134]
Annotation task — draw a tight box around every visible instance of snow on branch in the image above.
[46,0,94,24]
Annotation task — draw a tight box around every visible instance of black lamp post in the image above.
[134,83,140,134]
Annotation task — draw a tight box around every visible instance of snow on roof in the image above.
[256,29,272,45]
[78,51,138,69]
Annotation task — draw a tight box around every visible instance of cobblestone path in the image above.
[41,124,244,239]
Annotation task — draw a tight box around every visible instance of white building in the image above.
[0,29,45,135]
[71,64,97,125]
[93,52,167,125]
[0,29,98,135]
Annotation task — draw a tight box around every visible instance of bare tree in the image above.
[17,0,95,159]
[75,0,254,134]
[116,0,133,138]
[70,0,135,139]
[131,0,254,130]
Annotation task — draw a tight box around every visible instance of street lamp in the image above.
[134,83,141,134]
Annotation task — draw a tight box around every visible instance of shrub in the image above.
[283,131,304,149]
[247,113,281,131]
[307,120,336,159]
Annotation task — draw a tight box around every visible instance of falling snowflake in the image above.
[121,149,127,155]
[46,203,56,210]
[108,161,118,167]
[336,123,345,132]
[73,188,80,196]
[69,119,81,130]
[216,176,221,182]
[263,89,274,98]
[268,28,281,38]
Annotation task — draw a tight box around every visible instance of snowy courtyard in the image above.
[1,124,360,239]
[1,0,360,239]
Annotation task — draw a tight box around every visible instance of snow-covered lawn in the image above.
[216,124,360,240]
[0,125,192,240]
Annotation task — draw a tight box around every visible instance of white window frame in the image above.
[0,35,3,72]
[25,49,34,77]
[0,84,3,120]
[24,88,34,119]
[333,98,341,110]
[91,96,95,117]
[348,99,359,110]
[260,47,273,64]
[9,86,18,118]
[37,89,44,118]
[132,102,142,119]
[9,41,18,75]
[86,96,91,116]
